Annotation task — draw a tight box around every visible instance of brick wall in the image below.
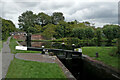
[13,34,44,40]
[13,35,26,40]
[31,34,44,40]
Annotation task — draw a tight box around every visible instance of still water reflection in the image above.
[19,41,66,49]
[19,41,73,50]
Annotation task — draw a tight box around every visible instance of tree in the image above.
[34,24,42,33]
[52,12,64,24]
[78,22,88,27]
[41,24,56,40]
[96,28,102,46]
[84,27,95,45]
[83,21,90,26]
[35,12,52,27]
[27,27,37,34]
[103,26,113,46]
[117,26,120,54]
[70,21,88,29]
[1,18,16,40]
[18,11,36,33]
[103,25,119,46]
[72,27,85,39]
[55,21,72,38]
[84,27,94,39]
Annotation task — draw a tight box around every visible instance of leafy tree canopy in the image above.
[18,11,36,33]
[1,18,16,40]
[52,12,65,24]
[35,12,52,27]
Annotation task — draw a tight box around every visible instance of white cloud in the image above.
[0,0,118,28]
[1,0,119,2]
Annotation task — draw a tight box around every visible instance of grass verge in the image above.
[6,58,66,78]
[9,37,42,54]
[81,47,119,69]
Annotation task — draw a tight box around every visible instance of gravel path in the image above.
[15,53,56,63]
[2,37,14,78]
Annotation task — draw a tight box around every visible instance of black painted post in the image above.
[62,42,66,58]
[26,33,31,47]
[42,46,45,54]
[62,42,65,49]
[72,44,75,51]
[96,52,99,58]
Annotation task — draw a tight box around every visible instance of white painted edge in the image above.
[15,46,27,50]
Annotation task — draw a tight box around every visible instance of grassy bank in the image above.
[81,47,119,69]
[6,58,66,78]
[9,37,42,54]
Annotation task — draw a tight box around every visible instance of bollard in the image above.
[42,46,45,54]
[96,52,99,58]
[72,44,75,51]
[62,42,65,50]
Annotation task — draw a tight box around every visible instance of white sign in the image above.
[15,46,27,50]
[78,49,82,52]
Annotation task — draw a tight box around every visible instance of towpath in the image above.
[2,37,14,78]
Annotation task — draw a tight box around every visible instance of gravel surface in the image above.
[15,53,56,63]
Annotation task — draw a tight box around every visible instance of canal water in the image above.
[19,41,119,80]
[60,58,119,80]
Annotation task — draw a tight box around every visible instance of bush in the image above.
[65,37,80,45]
[61,37,80,50]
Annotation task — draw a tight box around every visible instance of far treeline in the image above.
[18,11,120,53]
[1,10,120,54]
[1,17,16,41]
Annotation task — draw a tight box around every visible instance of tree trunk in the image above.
[26,33,31,47]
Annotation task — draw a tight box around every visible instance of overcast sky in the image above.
[0,0,119,28]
